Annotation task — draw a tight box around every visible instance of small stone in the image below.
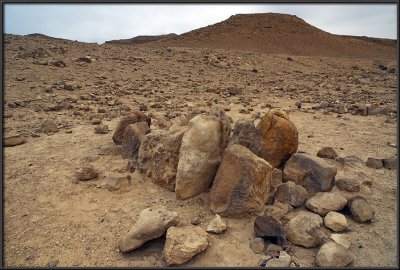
[317,147,338,159]
[305,192,347,216]
[139,104,148,111]
[40,119,59,133]
[64,84,74,91]
[75,163,99,181]
[366,157,383,169]
[46,260,59,267]
[94,124,109,134]
[91,118,101,125]
[100,173,131,191]
[382,158,397,170]
[274,181,309,207]
[324,211,348,232]
[335,178,360,192]
[348,196,375,223]
[206,214,227,234]
[4,136,26,147]
[191,217,201,226]
[254,216,285,245]
[316,242,353,267]
[265,243,282,257]
[7,101,17,108]
[250,237,266,254]
[330,234,351,249]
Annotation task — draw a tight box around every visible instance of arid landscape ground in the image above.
[3,13,398,267]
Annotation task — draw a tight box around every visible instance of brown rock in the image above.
[366,157,383,169]
[324,211,349,232]
[40,119,59,133]
[348,196,375,223]
[264,200,293,221]
[286,211,323,248]
[75,163,99,181]
[274,181,309,207]
[4,136,26,147]
[210,144,273,216]
[206,214,227,234]
[305,192,347,216]
[316,242,353,267]
[335,178,360,192]
[121,122,150,159]
[317,147,338,159]
[250,238,266,254]
[112,112,151,144]
[382,158,397,170]
[100,173,131,191]
[94,124,109,134]
[254,216,286,245]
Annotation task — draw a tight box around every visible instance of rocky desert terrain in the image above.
[3,13,398,267]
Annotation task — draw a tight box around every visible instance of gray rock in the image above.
[75,163,99,181]
[305,192,347,216]
[283,153,337,194]
[206,214,227,234]
[348,196,375,223]
[118,206,179,253]
[163,225,208,266]
[274,181,309,207]
[335,178,360,192]
[121,122,150,159]
[316,242,353,267]
[286,211,323,248]
[366,157,383,169]
[324,211,348,232]
[94,124,109,134]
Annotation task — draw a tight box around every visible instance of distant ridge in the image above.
[104,33,178,45]
[25,33,73,42]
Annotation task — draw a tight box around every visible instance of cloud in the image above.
[4,4,397,43]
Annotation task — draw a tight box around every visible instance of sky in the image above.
[4,4,397,44]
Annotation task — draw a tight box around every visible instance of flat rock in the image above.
[210,144,273,216]
[348,196,375,223]
[206,214,227,234]
[4,136,26,147]
[274,181,309,207]
[163,225,208,266]
[305,192,347,216]
[75,163,99,181]
[286,211,323,248]
[254,216,286,245]
[335,178,360,192]
[324,211,348,232]
[366,157,383,169]
[118,206,179,253]
[316,242,353,267]
[176,113,231,199]
[317,147,338,159]
[283,153,337,194]
[121,122,150,159]
[112,112,151,144]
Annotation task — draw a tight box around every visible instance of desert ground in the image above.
[3,13,398,267]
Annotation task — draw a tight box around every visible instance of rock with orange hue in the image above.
[112,112,151,144]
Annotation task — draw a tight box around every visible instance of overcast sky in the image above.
[4,4,397,44]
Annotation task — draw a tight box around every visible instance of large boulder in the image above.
[316,242,353,267]
[121,122,150,159]
[256,110,299,168]
[305,192,347,216]
[137,126,186,191]
[163,226,209,266]
[286,211,323,248]
[175,114,231,199]
[210,144,274,216]
[283,153,337,194]
[118,206,179,253]
[112,112,151,144]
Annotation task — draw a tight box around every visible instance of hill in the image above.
[104,33,177,45]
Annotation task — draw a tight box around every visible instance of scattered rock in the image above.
[366,157,383,169]
[317,147,338,159]
[335,178,360,192]
[254,216,286,245]
[210,144,273,216]
[348,196,375,223]
[324,211,348,232]
[4,136,26,147]
[305,192,347,216]
[163,225,209,266]
[175,113,231,199]
[112,112,151,144]
[100,173,131,191]
[382,158,397,170]
[274,181,309,207]
[316,242,353,267]
[40,119,59,133]
[94,124,109,134]
[286,211,323,248]
[75,163,99,181]
[118,206,179,253]
[121,122,150,159]
[206,214,227,234]
[250,238,266,254]
[283,153,337,194]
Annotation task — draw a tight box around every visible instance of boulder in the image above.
[348,196,375,223]
[274,181,309,207]
[229,119,263,157]
[137,126,186,191]
[175,114,231,199]
[163,226,209,266]
[335,178,360,192]
[366,157,383,169]
[324,211,348,232]
[4,136,26,147]
[121,122,150,159]
[286,211,323,248]
[118,206,179,253]
[75,163,99,181]
[112,112,151,144]
[317,147,338,159]
[206,214,227,234]
[254,216,286,245]
[210,144,273,216]
[283,153,337,194]
[316,242,353,267]
[256,110,299,168]
[305,192,347,216]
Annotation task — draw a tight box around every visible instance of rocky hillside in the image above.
[104,33,177,45]
[149,13,396,59]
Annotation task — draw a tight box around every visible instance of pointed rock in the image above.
[206,214,227,234]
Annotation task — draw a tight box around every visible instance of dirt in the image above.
[2,13,397,267]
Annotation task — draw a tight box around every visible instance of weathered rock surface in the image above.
[250,238,266,254]
[75,163,99,181]
[4,136,26,147]
[175,114,231,199]
[94,124,109,134]
[274,181,309,207]
[121,122,150,159]
[264,200,293,221]
[305,192,347,216]
[286,211,323,248]
[118,206,179,253]
[335,178,360,192]
[324,211,348,232]
[40,119,58,133]
[366,157,383,169]
[137,126,186,191]
[316,242,353,267]
[254,216,286,245]
[265,251,292,267]
[100,173,131,191]
[348,196,375,223]
[210,144,273,216]
[382,158,397,170]
[112,112,151,144]
[206,214,227,234]
[163,225,208,266]
[317,147,338,159]
[283,153,337,194]
[330,234,351,249]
